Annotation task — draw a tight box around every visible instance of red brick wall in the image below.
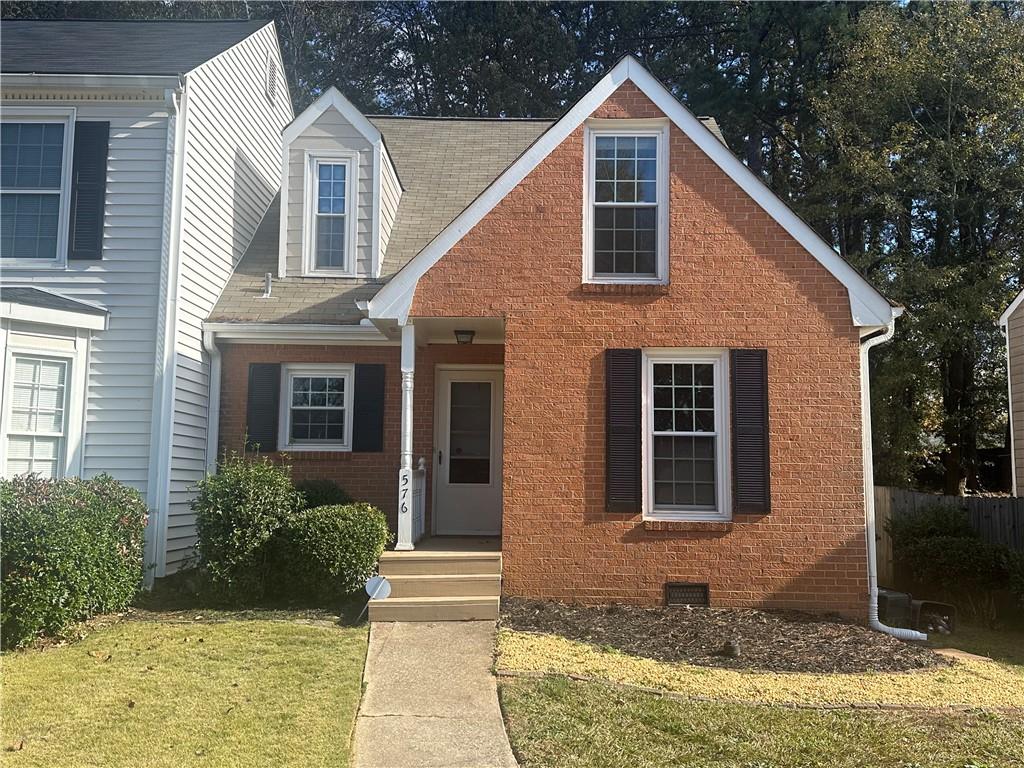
[218,342,502,533]
[409,83,870,616]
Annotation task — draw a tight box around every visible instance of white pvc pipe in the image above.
[202,329,221,474]
[860,318,928,641]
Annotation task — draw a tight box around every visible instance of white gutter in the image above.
[860,312,927,641]
[201,321,395,345]
[202,329,222,474]
[4,73,181,91]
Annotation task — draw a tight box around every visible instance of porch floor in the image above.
[406,536,501,553]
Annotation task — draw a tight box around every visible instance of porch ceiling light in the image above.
[454,329,476,345]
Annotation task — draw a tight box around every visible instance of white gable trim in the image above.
[0,286,108,331]
[278,87,383,278]
[282,87,381,146]
[369,56,894,327]
[999,288,1024,327]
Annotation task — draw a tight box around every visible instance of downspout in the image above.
[860,314,927,641]
[999,320,1018,496]
[145,79,188,584]
[202,329,221,473]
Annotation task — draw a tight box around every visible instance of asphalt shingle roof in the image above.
[1,20,269,76]
[212,114,727,326]
[210,116,553,325]
[0,285,108,315]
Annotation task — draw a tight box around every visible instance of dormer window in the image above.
[583,120,669,284]
[303,153,357,276]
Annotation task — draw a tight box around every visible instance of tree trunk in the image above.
[940,347,977,496]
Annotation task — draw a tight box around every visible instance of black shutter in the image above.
[352,363,385,452]
[606,349,642,513]
[67,121,110,260]
[246,363,280,452]
[731,349,770,513]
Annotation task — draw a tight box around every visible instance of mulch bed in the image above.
[500,598,949,674]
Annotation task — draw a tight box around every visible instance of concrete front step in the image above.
[379,550,502,577]
[387,573,502,598]
[368,595,500,622]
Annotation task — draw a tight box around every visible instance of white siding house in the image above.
[0,20,293,578]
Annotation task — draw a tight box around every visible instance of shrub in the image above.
[0,474,147,648]
[192,453,302,598]
[899,535,1014,624]
[1011,553,1024,611]
[275,503,391,600]
[295,478,352,509]
[886,504,975,551]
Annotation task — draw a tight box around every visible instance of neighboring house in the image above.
[1001,289,1024,496]
[204,56,902,621]
[0,20,294,578]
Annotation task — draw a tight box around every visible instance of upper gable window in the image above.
[303,153,357,276]
[584,121,669,284]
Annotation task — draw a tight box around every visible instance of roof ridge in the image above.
[367,114,556,122]
[2,18,269,23]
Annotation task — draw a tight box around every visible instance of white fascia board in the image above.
[3,73,181,91]
[282,87,381,146]
[203,322,396,345]
[0,301,107,331]
[999,288,1024,327]
[369,55,894,328]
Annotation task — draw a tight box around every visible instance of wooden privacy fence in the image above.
[874,486,1024,587]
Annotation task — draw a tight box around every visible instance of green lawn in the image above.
[500,676,1024,768]
[1,613,367,767]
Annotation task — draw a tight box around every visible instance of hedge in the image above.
[1,474,147,649]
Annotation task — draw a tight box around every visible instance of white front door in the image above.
[434,368,502,535]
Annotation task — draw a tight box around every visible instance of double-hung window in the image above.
[4,355,69,478]
[278,364,354,451]
[304,154,356,276]
[1,110,74,265]
[585,122,669,283]
[645,350,730,521]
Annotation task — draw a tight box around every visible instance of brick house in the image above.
[204,56,902,622]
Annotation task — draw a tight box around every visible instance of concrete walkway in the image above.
[353,621,518,768]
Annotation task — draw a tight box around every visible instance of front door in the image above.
[434,368,503,535]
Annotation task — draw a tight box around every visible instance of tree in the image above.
[814,2,1024,492]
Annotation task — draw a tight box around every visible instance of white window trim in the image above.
[277,363,355,452]
[0,326,89,479]
[302,150,359,277]
[583,118,670,285]
[642,348,731,521]
[1,107,77,270]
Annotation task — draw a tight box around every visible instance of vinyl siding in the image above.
[165,25,293,573]
[379,146,401,273]
[285,109,374,276]
[0,96,169,496]
[1009,303,1024,494]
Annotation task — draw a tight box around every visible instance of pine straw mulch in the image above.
[500,598,949,674]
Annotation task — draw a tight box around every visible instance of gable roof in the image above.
[0,20,269,76]
[1000,288,1024,327]
[208,116,553,324]
[0,284,108,330]
[369,55,896,328]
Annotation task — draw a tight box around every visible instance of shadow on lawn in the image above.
[928,621,1024,669]
[133,568,370,627]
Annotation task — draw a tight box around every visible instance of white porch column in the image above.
[396,322,416,550]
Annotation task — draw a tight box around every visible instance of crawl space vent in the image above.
[665,582,709,607]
